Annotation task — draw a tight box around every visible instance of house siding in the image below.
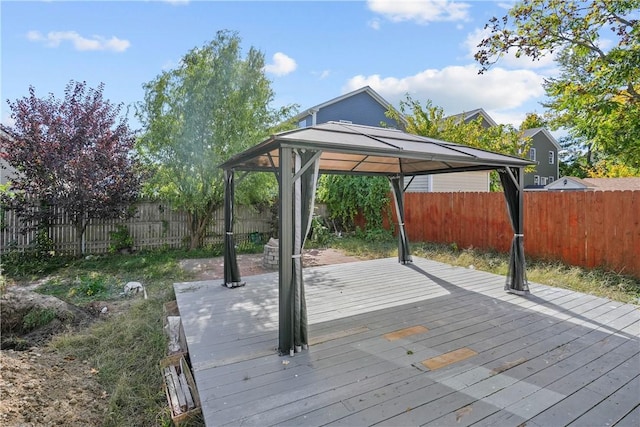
[432,171,489,192]
[406,171,489,193]
[299,91,398,128]
[524,131,559,187]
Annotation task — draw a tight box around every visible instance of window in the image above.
[529,148,537,161]
[549,176,554,183]
[534,175,540,185]
[298,119,307,128]
[549,150,555,164]
[541,177,548,185]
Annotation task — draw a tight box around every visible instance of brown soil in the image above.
[0,248,362,426]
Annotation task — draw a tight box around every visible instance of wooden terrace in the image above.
[174,257,639,426]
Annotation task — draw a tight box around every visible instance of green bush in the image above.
[22,307,57,332]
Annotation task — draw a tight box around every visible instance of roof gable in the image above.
[447,108,498,128]
[294,86,407,126]
[522,127,561,150]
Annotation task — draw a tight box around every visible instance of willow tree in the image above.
[137,30,293,249]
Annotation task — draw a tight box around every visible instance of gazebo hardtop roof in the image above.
[220,121,534,175]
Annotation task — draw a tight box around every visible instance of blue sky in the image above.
[1,0,558,131]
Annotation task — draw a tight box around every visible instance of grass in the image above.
[1,237,638,426]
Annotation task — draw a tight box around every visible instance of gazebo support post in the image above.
[500,166,529,295]
[279,146,294,355]
[389,175,412,264]
[223,169,244,288]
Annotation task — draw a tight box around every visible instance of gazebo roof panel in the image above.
[220,122,535,174]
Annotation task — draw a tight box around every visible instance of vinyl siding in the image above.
[406,171,489,192]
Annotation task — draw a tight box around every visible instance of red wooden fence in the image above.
[397,191,639,278]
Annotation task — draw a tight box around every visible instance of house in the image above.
[448,108,497,129]
[295,87,490,193]
[545,176,640,191]
[294,86,404,129]
[522,127,560,188]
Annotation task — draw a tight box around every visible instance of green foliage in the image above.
[108,225,134,253]
[354,226,394,243]
[136,30,296,250]
[22,307,57,332]
[1,249,72,279]
[476,0,640,168]
[316,175,391,233]
[310,216,333,246]
[39,272,119,304]
[1,81,142,255]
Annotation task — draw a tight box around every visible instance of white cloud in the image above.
[368,18,381,30]
[162,0,190,5]
[264,52,297,76]
[463,27,556,70]
[367,0,470,24]
[312,69,331,80]
[27,30,130,52]
[344,64,545,126]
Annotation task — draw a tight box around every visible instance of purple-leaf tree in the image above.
[0,80,142,256]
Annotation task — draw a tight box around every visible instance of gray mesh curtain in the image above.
[223,170,243,288]
[290,150,320,354]
[499,167,529,294]
[389,175,412,264]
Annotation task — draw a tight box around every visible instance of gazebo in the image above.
[219,122,535,356]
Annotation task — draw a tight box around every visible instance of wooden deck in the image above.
[173,257,640,427]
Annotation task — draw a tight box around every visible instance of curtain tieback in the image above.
[514,234,524,237]
[292,254,302,259]
[226,232,233,235]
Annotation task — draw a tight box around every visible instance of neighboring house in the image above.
[447,108,497,130]
[522,127,560,188]
[545,176,640,191]
[294,86,404,129]
[296,87,491,193]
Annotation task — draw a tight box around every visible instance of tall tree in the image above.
[136,31,295,249]
[0,81,142,255]
[476,0,640,169]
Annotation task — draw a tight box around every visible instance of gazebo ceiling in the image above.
[219,122,535,175]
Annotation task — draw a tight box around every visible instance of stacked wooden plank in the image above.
[161,301,201,425]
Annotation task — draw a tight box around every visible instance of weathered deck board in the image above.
[173,257,640,426]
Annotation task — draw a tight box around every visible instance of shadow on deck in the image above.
[174,257,640,427]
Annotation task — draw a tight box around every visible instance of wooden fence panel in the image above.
[400,190,639,277]
[1,202,272,256]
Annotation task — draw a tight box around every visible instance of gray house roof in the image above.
[220,121,534,176]
[447,108,498,128]
[522,127,561,150]
[546,176,640,191]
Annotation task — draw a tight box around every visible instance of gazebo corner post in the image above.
[500,166,530,295]
[389,175,412,265]
[223,169,244,288]
[278,147,294,356]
